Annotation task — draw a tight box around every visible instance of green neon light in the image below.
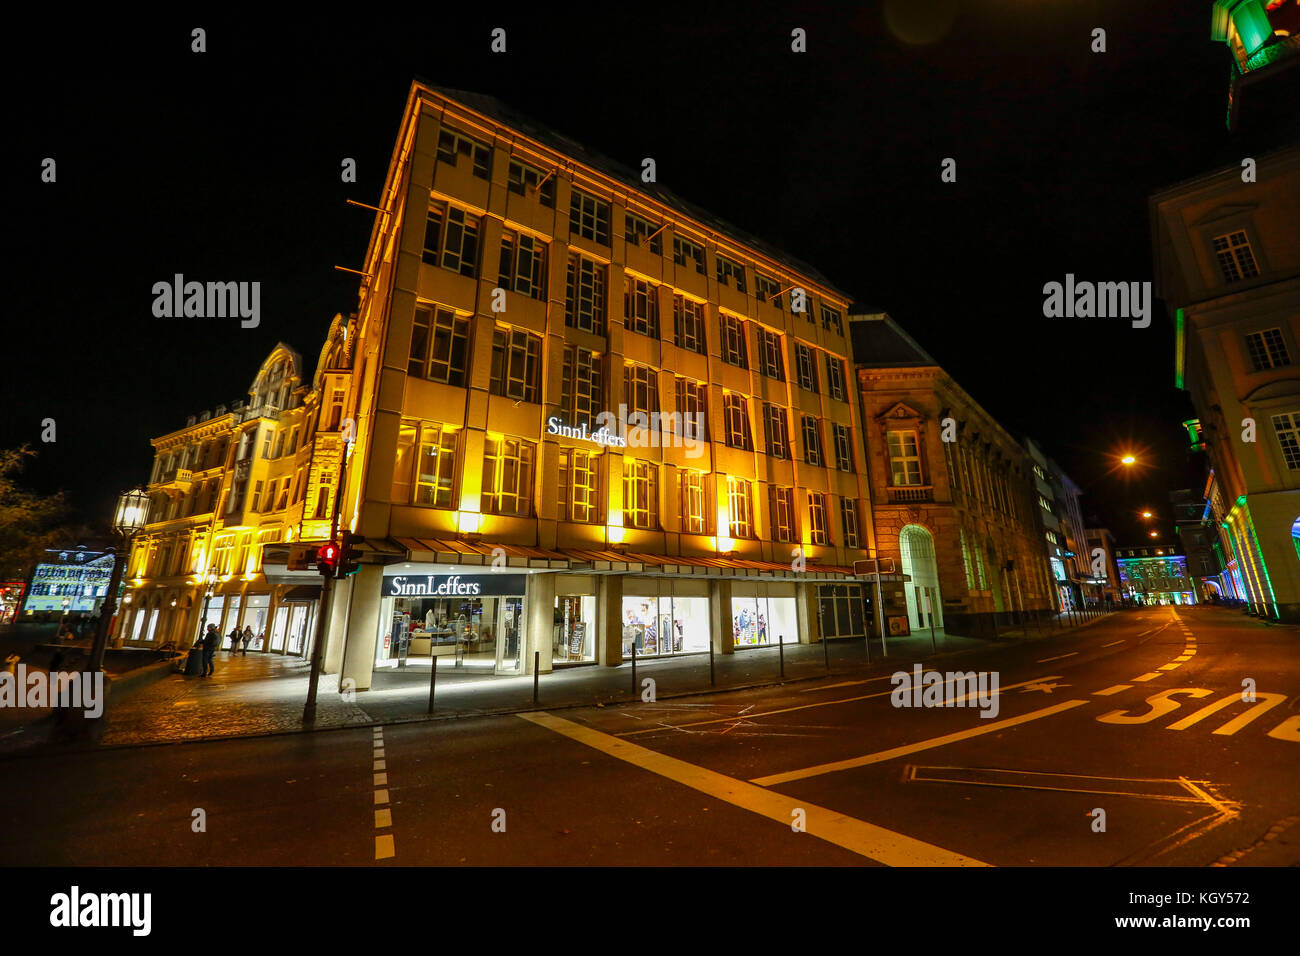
[1174,309,1186,389]
[1236,495,1247,506]
[1241,498,1280,618]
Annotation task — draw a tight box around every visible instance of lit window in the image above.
[723,393,753,450]
[559,448,599,523]
[1271,412,1300,470]
[423,203,480,277]
[674,378,707,442]
[762,403,790,459]
[840,498,859,548]
[561,346,604,429]
[679,470,707,534]
[808,493,830,545]
[757,327,785,381]
[716,253,747,293]
[755,273,782,307]
[833,423,853,472]
[727,477,753,538]
[796,344,819,392]
[801,416,824,467]
[820,305,843,335]
[569,188,611,245]
[490,327,542,403]
[673,295,707,355]
[720,314,748,367]
[498,231,548,300]
[623,276,660,338]
[565,253,607,334]
[887,430,922,486]
[408,304,471,386]
[482,437,535,517]
[770,486,796,543]
[623,461,659,530]
[673,235,705,274]
[825,354,846,400]
[623,364,659,418]
[507,159,555,206]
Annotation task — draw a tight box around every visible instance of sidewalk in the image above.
[0,612,1113,752]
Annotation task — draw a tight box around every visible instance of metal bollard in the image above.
[426,654,437,714]
[533,650,539,706]
[631,642,637,696]
[778,633,785,679]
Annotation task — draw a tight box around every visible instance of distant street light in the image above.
[1121,455,1137,466]
[1142,511,1153,518]
[1148,531,1159,538]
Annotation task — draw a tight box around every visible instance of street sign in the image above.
[854,557,897,577]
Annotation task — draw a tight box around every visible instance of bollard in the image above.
[533,650,539,706]
[631,642,637,696]
[822,630,830,672]
[426,654,437,714]
[708,634,715,686]
[778,633,785,679]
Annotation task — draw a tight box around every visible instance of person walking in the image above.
[227,625,242,656]
[241,625,253,654]
[200,624,219,677]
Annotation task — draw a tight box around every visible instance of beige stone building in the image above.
[850,313,1056,637]
[1150,144,1300,620]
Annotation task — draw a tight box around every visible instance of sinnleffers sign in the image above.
[545,416,627,448]
[383,573,528,598]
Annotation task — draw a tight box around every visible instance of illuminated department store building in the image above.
[314,83,875,689]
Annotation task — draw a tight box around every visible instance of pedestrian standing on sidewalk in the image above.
[227,625,241,655]
[200,624,219,677]
[241,625,253,655]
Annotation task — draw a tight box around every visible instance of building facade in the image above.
[117,322,352,652]
[1150,144,1300,620]
[850,313,1055,637]
[1116,547,1199,607]
[1084,527,1122,604]
[279,83,875,689]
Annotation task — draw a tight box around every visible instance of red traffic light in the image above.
[316,541,341,575]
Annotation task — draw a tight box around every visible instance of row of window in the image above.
[431,134,848,331]
[390,419,861,546]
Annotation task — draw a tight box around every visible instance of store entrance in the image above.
[381,593,525,677]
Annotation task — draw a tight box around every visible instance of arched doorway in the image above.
[900,525,943,632]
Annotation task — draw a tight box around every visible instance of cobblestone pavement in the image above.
[100,652,370,746]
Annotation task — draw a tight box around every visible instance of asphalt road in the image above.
[2,606,1296,866]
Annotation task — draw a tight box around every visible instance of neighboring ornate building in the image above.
[116,317,353,652]
[850,313,1055,637]
[1116,546,1198,607]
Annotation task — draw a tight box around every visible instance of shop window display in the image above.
[731,596,797,647]
[621,595,710,657]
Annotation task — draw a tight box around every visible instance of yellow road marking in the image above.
[519,711,988,867]
[375,809,392,828]
[1094,684,1131,696]
[1037,652,1078,663]
[800,675,895,693]
[373,772,387,786]
[1158,662,1183,671]
[1132,672,1163,682]
[617,675,1063,737]
[375,834,395,860]
[749,700,1089,787]
[374,789,389,805]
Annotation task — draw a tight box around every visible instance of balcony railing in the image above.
[887,485,933,504]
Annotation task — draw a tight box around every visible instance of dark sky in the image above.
[8,2,1274,548]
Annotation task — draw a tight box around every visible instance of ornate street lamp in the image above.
[88,488,151,674]
[199,567,220,644]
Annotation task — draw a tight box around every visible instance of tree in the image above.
[0,445,78,581]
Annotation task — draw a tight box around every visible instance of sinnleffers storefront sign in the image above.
[383,573,528,598]
[545,416,627,448]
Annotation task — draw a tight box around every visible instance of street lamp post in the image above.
[199,567,219,645]
[88,488,150,675]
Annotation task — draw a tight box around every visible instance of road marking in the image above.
[1173,655,1192,662]
[1037,652,1078,663]
[1099,688,1213,725]
[1158,662,1183,671]
[1132,672,1163,682]
[374,789,390,805]
[1094,684,1131,696]
[519,711,988,867]
[1101,640,1125,648]
[749,700,1089,787]
[375,809,392,828]
[800,675,895,693]
[617,676,1064,736]
[375,834,395,860]
[906,765,1220,804]
[373,760,386,771]
[374,772,387,786]
[372,726,394,860]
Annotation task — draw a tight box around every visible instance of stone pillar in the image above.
[796,581,820,644]
[710,579,734,655]
[322,574,354,675]
[597,574,624,666]
[340,564,383,691]
[526,573,557,674]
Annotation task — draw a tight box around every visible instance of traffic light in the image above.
[340,533,366,576]
[315,541,340,576]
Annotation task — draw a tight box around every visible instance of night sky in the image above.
[9,3,1269,548]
